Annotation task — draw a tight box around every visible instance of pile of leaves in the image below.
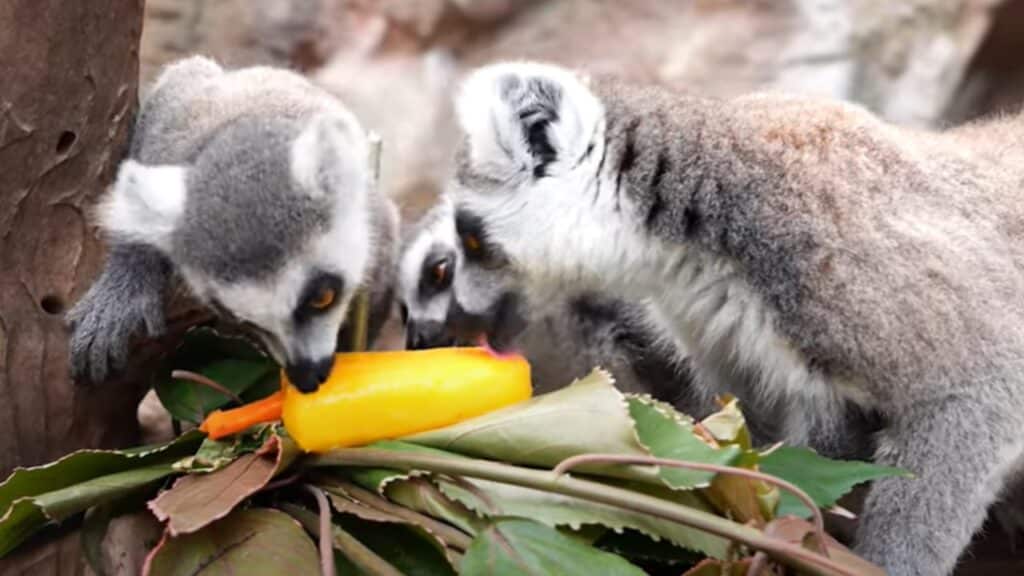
[0,328,909,575]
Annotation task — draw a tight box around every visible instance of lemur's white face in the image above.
[448,62,649,310]
[99,111,371,392]
[184,195,370,391]
[397,201,458,349]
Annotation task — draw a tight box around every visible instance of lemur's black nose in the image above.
[286,356,335,393]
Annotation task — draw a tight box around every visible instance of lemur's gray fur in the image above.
[67,56,398,392]
[447,61,1024,575]
[396,194,703,407]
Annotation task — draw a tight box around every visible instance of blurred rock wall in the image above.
[139,0,1016,222]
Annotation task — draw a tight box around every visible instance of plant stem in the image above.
[348,290,370,353]
[171,370,243,405]
[303,485,337,576]
[346,132,382,354]
[552,453,827,556]
[281,502,404,576]
[308,449,864,576]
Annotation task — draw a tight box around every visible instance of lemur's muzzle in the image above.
[405,320,456,350]
[445,292,527,353]
[286,356,335,393]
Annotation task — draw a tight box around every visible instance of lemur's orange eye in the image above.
[433,260,449,285]
[464,235,481,253]
[309,287,336,310]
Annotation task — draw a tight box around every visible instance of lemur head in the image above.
[448,61,650,339]
[396,195,529,351]
[446,208,529,352]
[98,111,371,393]
[397,197,458,350]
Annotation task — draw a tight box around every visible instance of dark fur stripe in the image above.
[618,117,641,175]
[614,117,642,211]
[651,151,669,192]
[683,206,701,237]
[593,132,609,205]
[645,189,665,231]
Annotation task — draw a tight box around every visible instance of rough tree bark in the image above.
[0,1,207,573]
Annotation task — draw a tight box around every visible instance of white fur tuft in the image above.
[455,61,604,182]
[147,55,223,97]
[290,112,368,200]
[97,160,188,252]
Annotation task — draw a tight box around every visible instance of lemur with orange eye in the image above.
[396,194,711,418]
[445,60,1024,576]
[67,56,399,393]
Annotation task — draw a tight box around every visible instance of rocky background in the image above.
[139,0,1024,215]
[127,0,1022,573]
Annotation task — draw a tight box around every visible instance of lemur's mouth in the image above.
[447,291,527,355]
[475,333,522,359]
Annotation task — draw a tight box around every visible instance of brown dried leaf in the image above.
[762,517,886,576]
[682,557,761,576]
[142,507,318,576]
[147,434,297,535]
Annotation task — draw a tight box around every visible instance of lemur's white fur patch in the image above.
[291,112,367,200]
[452,61,866,447]
[98,161,188,253]
[399,195,457,324]
[184,119,372,368]
[456,61,605,183]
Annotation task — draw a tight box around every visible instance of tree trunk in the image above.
[0,1,153,572]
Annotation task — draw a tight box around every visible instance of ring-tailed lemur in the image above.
[66,56,398,393]
[445,61,1024,575]
[396,196,459,350]
[396,194,703,408]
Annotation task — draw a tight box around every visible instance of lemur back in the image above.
[447,61,1024,575]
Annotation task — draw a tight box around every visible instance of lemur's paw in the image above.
[66,284,165,385]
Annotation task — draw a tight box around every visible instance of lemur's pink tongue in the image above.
[476,333,521,360]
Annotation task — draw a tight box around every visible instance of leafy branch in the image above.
[0,329,904,576]
[307,448,857,576]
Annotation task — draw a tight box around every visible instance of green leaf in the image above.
[320,479,470,566]
[336,514,457,576]
[628,397,741,488]
[284,500,452,573]
[593,528,704,570]
[461,518,647,576]
[758,446,911,517]
[436,476,731,559]
[143,507,319,576]
[383,477,485,537]
[172,425,279,473]
[153,327,277,423]
[699,397,752,450]
[0,431,202,522]
[81,488,159,576]
[0,464,178,558]
[407,371,660,483]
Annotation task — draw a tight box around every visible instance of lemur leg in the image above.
[66,243,171,384]
[854,393,1024,576]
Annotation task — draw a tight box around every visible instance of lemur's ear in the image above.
[98,160,187,253]
[291,111,368,207]
[456,61,603,183]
